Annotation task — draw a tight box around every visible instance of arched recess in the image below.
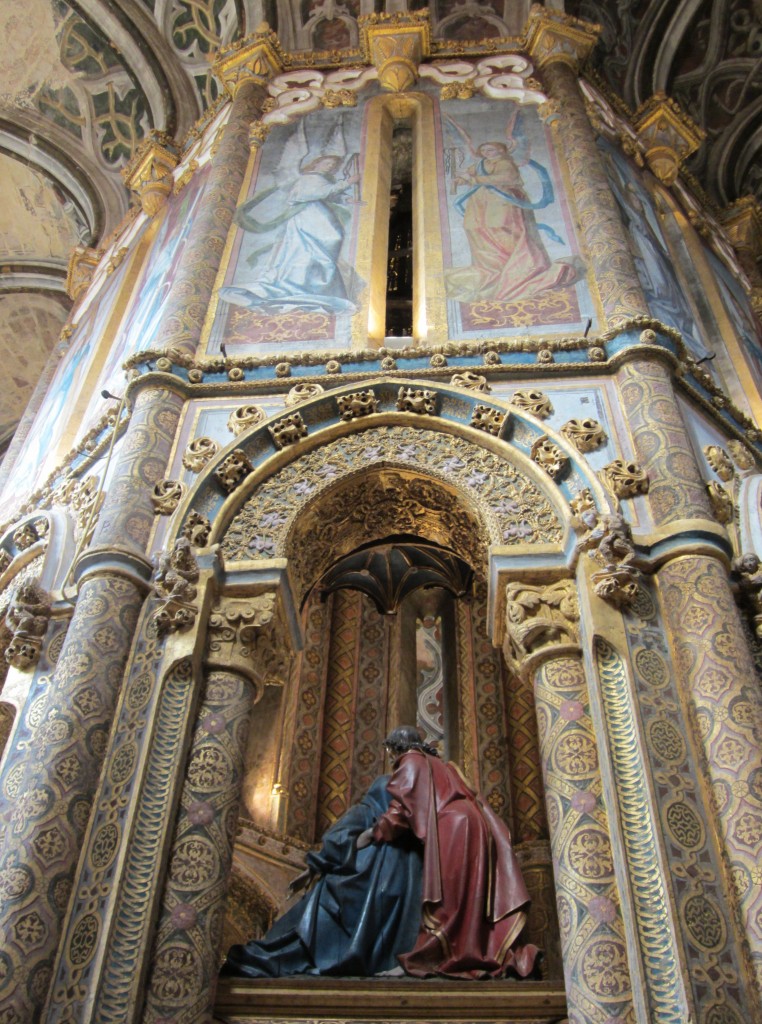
[172,378,612,973]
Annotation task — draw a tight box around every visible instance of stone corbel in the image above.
[122,130,180,217]
[575,509,640,608]
[4,579,52,670]
[359,10,431,92]
[152,537,201,636]
[503,579,580,679]
[65,246,103,300]
[524,5,600,71]
[632,94,705,187]
[213,22,285,96]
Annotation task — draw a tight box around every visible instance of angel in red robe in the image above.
[358,726,539,979]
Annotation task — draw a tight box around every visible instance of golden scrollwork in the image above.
[561,418,607,453]
[65,246,103,301]
[269,413,308,449]
[227,405,266,436]
[727,440,756,472]
[151,479,186,516]
[4,580,51,670]
[704,444,735,482]
[173,159,199,194]
[182,437,220,473]
[337,390,380,421]
[470,405,508,437]
[152,538,199,636]
[450,371,490,393]
[600,460,649,499]
[215,450,254,493]
[510,389,553,419]
[285,383,324,407]
[531,436,569,480]
[321,89,357,108]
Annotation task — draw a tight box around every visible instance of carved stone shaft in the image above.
[148,79,270,358]
[142,670,255,1024]
[616,358,714,525]
[0,574,142,1022]
[540,59,649,327]
[659,555,762,998]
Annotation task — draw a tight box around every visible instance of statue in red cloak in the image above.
[358,726,540,980]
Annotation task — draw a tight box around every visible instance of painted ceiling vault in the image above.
[0,0,760,456]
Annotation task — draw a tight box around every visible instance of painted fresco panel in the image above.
[82,166,211,430]
[206,107,365,356]
[440,98,594,339]
[598,138,711,358]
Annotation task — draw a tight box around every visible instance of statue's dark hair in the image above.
[384,725,439,758]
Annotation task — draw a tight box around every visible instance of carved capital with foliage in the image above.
[359,10,431,92]
[503,580,580,677]
[122,130,180,217]
[206,593,288,686]
[5,580,52,670]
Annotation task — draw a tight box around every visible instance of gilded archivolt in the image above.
[220,426,564,587]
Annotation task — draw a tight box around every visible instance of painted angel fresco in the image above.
[219,116,361,317]
[444,107,583,304]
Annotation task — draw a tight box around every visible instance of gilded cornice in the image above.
[122,130,181,217]
[632,93,705,187]
[524,4,600,71]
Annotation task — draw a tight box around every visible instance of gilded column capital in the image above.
[503,580,580,679]
[524,4,600,71]
[359,10,431,92]
[632,93,705,186]
[65,245,103,300]
[122,130,180,217]
[206,592,290,687]
[213,23,285,97]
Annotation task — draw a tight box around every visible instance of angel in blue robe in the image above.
[221,774,423,977]
[219,154,359,315]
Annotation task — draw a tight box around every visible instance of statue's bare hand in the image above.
[288,867,314,896]
[356,827,374,850]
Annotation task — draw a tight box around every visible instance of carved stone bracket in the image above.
[632,94,705,187]
[152,537,199,636]
[183,511,212,548]
[511,389,553,419]
[359,10,431,92]
[397,387,437,415]
[215,450,254,493]
[601,459,649,499]
[577,510,640,608]
[503,580,580,678]
[122,130,180,217]
[337,390,379,421]
[213,23,285,96]
[4,579,52,670]
[206,594,287,685]
[524,5,601,71]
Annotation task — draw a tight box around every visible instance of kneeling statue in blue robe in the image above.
[221,775,423,977]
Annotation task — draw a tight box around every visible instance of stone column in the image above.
[142,593,284,1024]
[504,579,636,1024]
[525,7,650,329]
[150,26,283,359]
[659,555,762,997]
[616,354,715,525]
